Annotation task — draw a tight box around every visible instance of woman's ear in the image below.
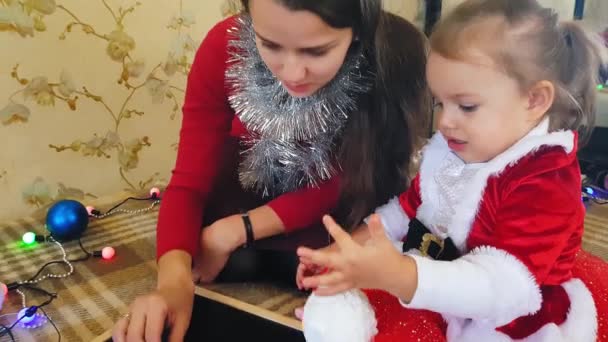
[526,80,555,122]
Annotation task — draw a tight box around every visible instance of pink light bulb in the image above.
[101,246,115,260]
[150,187,161,198]
[86,206,96,216]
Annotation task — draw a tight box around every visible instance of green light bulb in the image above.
[22,232,36,245]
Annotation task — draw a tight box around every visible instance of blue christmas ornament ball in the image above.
[45,200,89,241]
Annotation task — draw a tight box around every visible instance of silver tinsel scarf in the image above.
[225,15,370,196]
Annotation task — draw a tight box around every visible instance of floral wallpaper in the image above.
[0,0,426,222]
[0,0,225,220]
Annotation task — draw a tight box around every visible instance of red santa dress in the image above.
[365,118,608,341]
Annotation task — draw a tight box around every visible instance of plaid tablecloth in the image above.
[0,194,607,342]
[582,203,608,261]
[1,193,159,342]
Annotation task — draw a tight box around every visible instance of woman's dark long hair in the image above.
[239,0,431,228]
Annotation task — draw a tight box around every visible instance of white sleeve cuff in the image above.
[364,196,410,243]
[400,246,542,327]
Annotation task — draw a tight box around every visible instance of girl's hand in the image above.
[297,215,417,300]
[296,260,323,290]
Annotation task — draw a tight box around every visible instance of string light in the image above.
[86,206,96,216]
[17,308,35,325]
[150,187,161,198]
[1,282,7,297]
[86,190,161,219]
[2,188,162,341]
[22,232,36,245]
[21,232,47,246]
[16,237,75,291]
[582,185,608,205]
[101,247,115,260]
[0,286,57,340]
[7,188,162,289]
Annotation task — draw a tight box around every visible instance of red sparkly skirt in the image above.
[363,251,608,342]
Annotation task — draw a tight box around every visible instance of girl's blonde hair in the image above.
[431,0,608,142]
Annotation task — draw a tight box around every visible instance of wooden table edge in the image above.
[92,286,303,342]
[194,286,303,331]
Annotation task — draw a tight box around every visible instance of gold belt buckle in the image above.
[420,233,445,257]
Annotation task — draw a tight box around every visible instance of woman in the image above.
[113,0,430,341]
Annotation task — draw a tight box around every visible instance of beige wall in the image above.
[384,0,425,28]
[538,0,575,18]
[0,0,225,220]
[582,0,608,32]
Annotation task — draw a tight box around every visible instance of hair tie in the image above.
[564,31,572,47]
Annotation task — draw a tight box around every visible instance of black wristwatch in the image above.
[241,212,255,248]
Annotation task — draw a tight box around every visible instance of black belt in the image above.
[402,218,460,261]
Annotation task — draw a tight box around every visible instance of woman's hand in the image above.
[112,251,195,342]
[192,214,245,284]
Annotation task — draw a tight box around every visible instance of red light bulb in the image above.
[101,246,115,260]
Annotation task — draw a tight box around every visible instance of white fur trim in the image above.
[416,133,450,236]
[401,246,542,327]
[364,198,408,252]
[303,290,377,342]
[444,278,597,342]
[550,278,597,342]
[369,196,410,242]
[418,118,575,250]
